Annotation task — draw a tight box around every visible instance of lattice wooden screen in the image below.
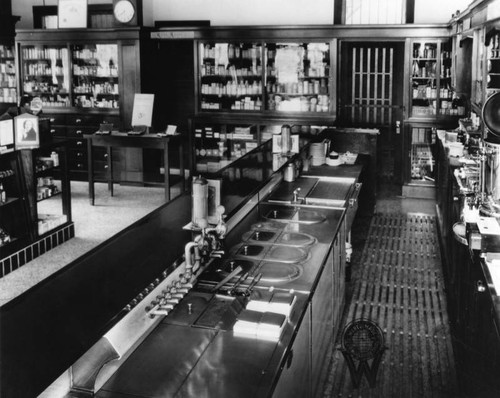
[348,46,394,125]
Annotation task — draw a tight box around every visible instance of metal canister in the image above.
[192,175,208,227]
[281,124,291,154]
[284,163,296,182]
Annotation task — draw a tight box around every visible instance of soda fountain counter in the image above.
[95,203,346,398]
[0,139,367,398]
[435,128,500,397]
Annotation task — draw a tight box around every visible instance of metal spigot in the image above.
[292,188,301,203]
[204,206,227,255]
[184,241,200,274]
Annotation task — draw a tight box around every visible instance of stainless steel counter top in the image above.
[96,201,345,398]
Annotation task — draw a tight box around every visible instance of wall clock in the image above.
[113,0,142,26]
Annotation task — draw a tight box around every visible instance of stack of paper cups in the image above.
[309,142,327,166]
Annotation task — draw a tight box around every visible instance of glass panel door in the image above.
[409,125,436,184]
[71,44,119,109]
[199,42,263,111]
[0,45,17,105]
[265,42,330,113]
[20,45,70,108]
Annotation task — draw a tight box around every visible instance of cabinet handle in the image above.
[50,129,56,134]
[77,141,83,146]
[104,165,109,169]
[77,163,83,168]
[477,280,486,293]
[104,153,108,158]
[76,130,82,135]
[50,118,55,122]
[76,118,82,123]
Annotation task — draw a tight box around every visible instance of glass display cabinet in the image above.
[193,39,335,174]
[19,43,121,111]
[197,40,335,115]
[20,45,71,108]
[15,28,151,182]
[410,39,464,119]
[192,122,261,173]
[0,44,16,108]
[189,117,324,175]
[71,44,119,109]
[0,150,31,258]
[20,142,72,239]
[264,42,331,113]
[402,121,456,199]
[199,42,263,111]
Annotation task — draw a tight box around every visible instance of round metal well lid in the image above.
[277,232,316,247]
[265,245,308,263]
[257,261,303,284]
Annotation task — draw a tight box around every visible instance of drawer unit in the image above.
[66,114,120,127]
[40,113,123,181]
[64,114,121,180]
[67,126,95,138]
[42,113,67,138]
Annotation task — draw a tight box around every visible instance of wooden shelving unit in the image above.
[15,28,155,181]
[0,142,74,278]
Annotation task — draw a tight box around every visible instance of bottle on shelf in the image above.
[51,151,59,167]
[0,182,6,203]
[412,60,420,77]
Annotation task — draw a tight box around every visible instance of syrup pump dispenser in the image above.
[191,175,208,228]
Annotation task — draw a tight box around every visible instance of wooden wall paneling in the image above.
[330,38,338,117]
[19,150,37,233]
[351,46,356,122]
[119,39,143,183]
[389,47,394,125]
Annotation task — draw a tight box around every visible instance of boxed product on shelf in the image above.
[37,214,68,235]
[196,162,208,173]
[0,226,11,246]
[207,162,220,173]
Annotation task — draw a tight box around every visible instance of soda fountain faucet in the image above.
[184,241,200,274]
[292,188,302,204]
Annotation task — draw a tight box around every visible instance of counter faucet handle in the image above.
[293,187,301,202]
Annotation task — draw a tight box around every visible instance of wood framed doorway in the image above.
[338,41,405,188]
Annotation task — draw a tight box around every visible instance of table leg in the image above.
[107,146,113,196]
[164,140,170,202]
[87,138,95,205]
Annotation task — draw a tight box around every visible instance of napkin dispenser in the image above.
[475,217,500,253]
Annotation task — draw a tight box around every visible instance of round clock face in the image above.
[114,0,135,23]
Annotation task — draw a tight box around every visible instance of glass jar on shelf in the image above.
[70,44,120,109]
[20,45,70,108]
[199,42,263,112]
[0,44,17,104]
[264,42,331,113]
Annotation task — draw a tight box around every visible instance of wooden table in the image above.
[85,132,184,205]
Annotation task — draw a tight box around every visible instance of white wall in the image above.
[413,0,471,24]
[13,0,110,29]
[12,0,473,29]
[155,0,470,26]
[150,0,335,26]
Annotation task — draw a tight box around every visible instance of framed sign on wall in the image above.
[58,0,88,28]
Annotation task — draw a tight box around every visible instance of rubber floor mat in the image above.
[323,213,458,398]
